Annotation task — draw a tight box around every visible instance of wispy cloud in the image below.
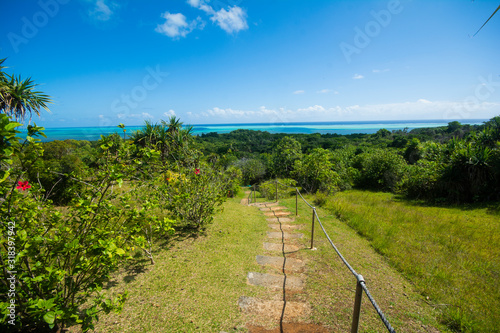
[293,90,305,95]
[87,0,117,21]
[164,109,176,117]
[353,74,364,80]
[316,89,339,94]
[155,12,204,38]
[188,0,248,34]
[373,69,390,73]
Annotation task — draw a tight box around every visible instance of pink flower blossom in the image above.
[195,168,200,175]
[16,181,31,191]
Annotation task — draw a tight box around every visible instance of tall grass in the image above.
[324,190,500,332]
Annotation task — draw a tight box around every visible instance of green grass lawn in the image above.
[320,190,500,333]
[274,193,445,333]
[69,188,487,332]
[75,190,272,333]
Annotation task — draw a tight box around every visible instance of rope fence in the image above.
[248,180,396,333]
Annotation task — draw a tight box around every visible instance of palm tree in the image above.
[0,58,51,121]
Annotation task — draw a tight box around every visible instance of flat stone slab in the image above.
[238,296,311,320]
[267,232,304,239]
[259,206,288,212]
[247,272,304,291]
[266,217,295,223]
[264,211,291,217]
[268,224,304,231]
[251,202,279,207]
[256,255,304,272]
[264,242,300,252]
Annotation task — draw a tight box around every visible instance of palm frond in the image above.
[473,4,500,36]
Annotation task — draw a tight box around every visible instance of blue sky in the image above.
[1,0,499,127]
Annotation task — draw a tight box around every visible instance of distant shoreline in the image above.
[21,119,488,142]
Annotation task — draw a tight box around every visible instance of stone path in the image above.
[238,197,329,332]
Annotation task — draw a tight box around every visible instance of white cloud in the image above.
[316,89,339,95]
[116,113,155,120]
[353,74,364,80]
[88,0,116,21]
[188,0,248,34]
[210,6,248,33]
[155,12,204,38]
[188,99,500,123]
[298,105,325,113]
[293,90,305,95]
[164,109,176,117]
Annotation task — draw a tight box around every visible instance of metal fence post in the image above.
[275,180,278,202]
[311,207,316,249]
[295,188,298,216]
[351,274,365,333]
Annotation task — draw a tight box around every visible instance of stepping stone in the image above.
[260,206,288,212]
[238,296,311,320]
[267,232,303,239]
[266,217,295,223]
[247,272,304,291]
[263,211,291,217]
[256,255,305,272]
[251,202,279,207]
[268,224,304,231]
[264,242,299,253]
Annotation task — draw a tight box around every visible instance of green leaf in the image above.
[43,311,56,326]
[116,248,125,256]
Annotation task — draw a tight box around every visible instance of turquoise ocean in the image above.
[24,119,487,142]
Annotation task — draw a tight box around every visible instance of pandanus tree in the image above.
[131,116,195,164]
[0,58,51,121]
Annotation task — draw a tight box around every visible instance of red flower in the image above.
[195,168,200,175]
[16,181,31,191]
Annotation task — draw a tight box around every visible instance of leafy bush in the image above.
[292,148,340,194]
[353,149,407,192]
[1,123,132,332]
[233,158,266,185]
[158,164,239,230]
[271,136,302,178]
[258,178,297,201]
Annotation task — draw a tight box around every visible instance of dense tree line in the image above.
[196,119,500,204]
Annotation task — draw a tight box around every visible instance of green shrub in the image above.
[353,148,407,192]
[233,158,266,185]
[258,178,297,201]
[292,148,340,194]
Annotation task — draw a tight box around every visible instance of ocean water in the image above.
[21,119,487,142]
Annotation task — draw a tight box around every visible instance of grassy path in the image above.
[78,189,445,332]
